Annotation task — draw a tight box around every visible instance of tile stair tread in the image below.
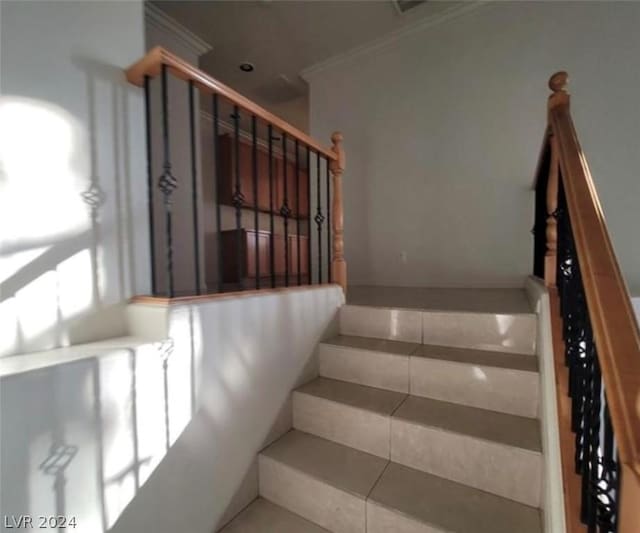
[295,377,407,415]
[394,395,542,452]
[219,498,330,533]
[322,334,418,355]
[414,343,538,371]
[260,430,388,498]
[369,462,542,533]
[323,335,538,372]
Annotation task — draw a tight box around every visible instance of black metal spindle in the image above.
[231,106,243,289]
[281,133,290,287]
[307,146,312,284]
[554,173,620,533]
[213,93,223,293]
[295,139,301,285]
[315,152,324,283]
[158,64,177,298]
[268,125,276,288]
[143,75,157,296]
[326,157,331,282]
[252,115,259,289]
[188,80,201,295]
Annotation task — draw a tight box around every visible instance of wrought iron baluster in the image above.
[252,115,259,289]
[188,80,201,295]
[307,146,312,284]
[556,176,620,533]
[158,64,177,298]
[295,139,301,286]
[268,125,275,288]
[143,75,157,296]
[315,151,324,283]
[281,133,291,287]
[231,106,243,290]
[326,156,331,283]
[213,93,223,293]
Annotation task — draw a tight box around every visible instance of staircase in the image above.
[220,295,543,532]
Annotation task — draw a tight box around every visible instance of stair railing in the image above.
[532,72,640,533]
[125,47,346,298]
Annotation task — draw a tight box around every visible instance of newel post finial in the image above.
[548,71,570,111]
[330,131,347,294]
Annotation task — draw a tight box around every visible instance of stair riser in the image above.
[391,420,542,507]
[318,344,409,393]
[339,306,536,355]
[258,455,366,533]
[410,357,539,418]
[367,502,444,533]
[293,393,392,458]
[422,311,536,355]
[340,306,422,343]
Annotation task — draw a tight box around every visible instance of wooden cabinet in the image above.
[218,134,309,218]
[221,229,309,285]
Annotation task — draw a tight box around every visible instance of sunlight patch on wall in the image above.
[0,97,95,356]
[0,97,88,248]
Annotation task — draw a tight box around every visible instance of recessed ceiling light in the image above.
[239,62,254,73]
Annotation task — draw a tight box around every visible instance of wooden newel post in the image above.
[545,71,570,288]
[330,131,347,293]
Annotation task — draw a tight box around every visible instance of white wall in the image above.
[0,0,147,356]
[0,286,342,532]
[306,1,640,290]
[111,286,343,532]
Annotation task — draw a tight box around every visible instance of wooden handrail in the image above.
[545,72,640,531]
[125,46,337,161]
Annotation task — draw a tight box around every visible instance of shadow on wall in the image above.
[0,336,195,532]
[0,56,147,358]
[1,287,342,533]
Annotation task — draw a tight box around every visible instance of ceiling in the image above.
[150,1,461,128]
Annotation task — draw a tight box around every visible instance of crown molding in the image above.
[301,1,490,81]
[145,3,213,57]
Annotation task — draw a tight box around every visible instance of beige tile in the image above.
[293,393,391,458]
[323,335,418,355]
[394,396,541,451]
[259,430,388,498]
[414,344,538,372]
[319,343,409,393]
[219,498,330,533]
[422,311,536,355]
[410,356,539,417]
[295,378,406,415]
[340,305,422,343]
[391,416,542,506]
[259,455,366,533]
[368,463,542,533]
[293,379,405,457]
[346,286,533,314]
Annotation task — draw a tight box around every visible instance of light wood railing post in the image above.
[544,71,569,288]
[330,132,347,293]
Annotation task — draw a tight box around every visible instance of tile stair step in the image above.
[391,396,542,506]
[258,430,387,533]
[293,377,406,457]
[219,498,330,533]
[320,335,539,416]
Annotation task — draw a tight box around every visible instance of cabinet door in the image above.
[217,134,255,208]
[293,168,309,218]
[246,230,271,279]
[256,149,273,212]
[288,235,309,278]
